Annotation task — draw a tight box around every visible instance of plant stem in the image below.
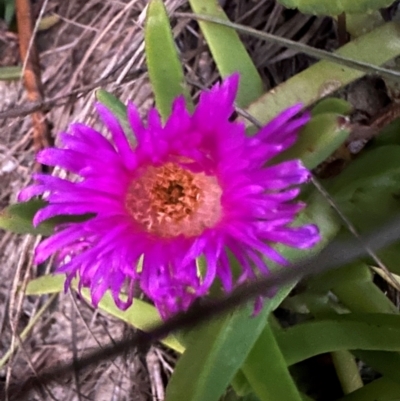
[331,351,363,394]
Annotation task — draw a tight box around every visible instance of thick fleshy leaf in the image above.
[306,262,399,315]
[328,146,400,273]
[276,189,340,262]
[345,11,385,38]
[188,0,264,107]
[305,262,368,293]
[331,264,400,389]
[311,98,353,117]
[337,377,400,401]
[370,117,400,148]
[276,314,400,366]
[145,0,192,119]
[80,289,184,353]
[375,242,400,276]
[0,200,92,236]
[352,351,400,386]
[329,146,400,198]
[306,262,400,390]
[337,198,400,274]
[332,263,399,315]
[231,370,254,397]
[244,22,400,125]
[3,0,15,26]
[37,15,60,31]
[324,146,400,241]
[320,147,400,279]
[276,0,394,16]
[0,66,21,81]
[95,89,133,141]
[25,274,66,295]
[25,275,184,353]
[165,301,279,401]
[273,113,350,169]
[242,323,303,401]
[0,200,53,235]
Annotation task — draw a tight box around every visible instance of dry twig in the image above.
[15,0,52,155]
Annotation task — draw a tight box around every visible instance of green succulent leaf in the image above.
[325,146,400,236]
[165,302,278,401]
[276,314,400,366]
[188,0,264,107]
[273,112,350,169]
[80,289,185,353]
[25,275,184,353]
[311,98,353,117]
[0,66,22,81]
[242,324,303,401]
[244,22,400,125]
[276,0,394,16]
[375,242,400,276]
[339,187,400,234]
[332,263,399,315]
[38,14,60,31]
[2,0,15,25]
[95,89,133,141]
[25,274,66,295]
[307,262,400,391]
[322,145,400,246]
[371,117,400,148]
[345,11,385,38]
[0,200,92,236]
[331,146,400,273]
[231,370,254,397]
[352,351,400,385]
[0,200,53,235]
[329,146,400,197]
[145,0,192,120]
[337,377,400,401]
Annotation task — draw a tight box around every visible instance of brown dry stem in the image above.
[15,0,52,156]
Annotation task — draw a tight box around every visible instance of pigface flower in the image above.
[19,74,320,318]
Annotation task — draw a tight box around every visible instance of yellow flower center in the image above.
[125,162,222,238]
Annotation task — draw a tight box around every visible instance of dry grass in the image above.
[0,0,338,399]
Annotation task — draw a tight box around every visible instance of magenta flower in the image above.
[19,75,319,318]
